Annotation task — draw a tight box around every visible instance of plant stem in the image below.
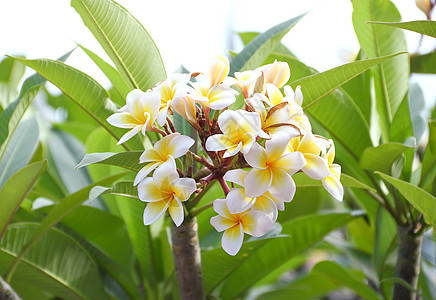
[392,224,424,300]
[0,276,20,300]
[171,217,205,300]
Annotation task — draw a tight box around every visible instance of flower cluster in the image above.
[107,55,343,256]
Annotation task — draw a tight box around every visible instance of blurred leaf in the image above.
[53,121,97,144]
[420,259,436,300]
[409,83,427,143]
[368,20,436,38]
[273,53,372,159]
[360,142,415,174]
[0,51,72,149]
[89,180,138,200]
[276,187,323,224]
[238,31,296,57]
[390,93,413,143]
[411,51,436,74]
[78,44,131,104]
[347,217,375,254]
[313,261,383,300]
[4,172,128,280]
[0,223,109,300]
[71,0,166,90]
[77,151,142,172]
[0,56,25,87]
[229,14,304,75]
[0,161,46,239]
[207,211,358,297]
[419,146,436,192]
[0,116,39,189]
[32,170,67,202]
[429,120,436,154]
[376,171,436,227]
[293,172,376,192]
[352,0,409,141]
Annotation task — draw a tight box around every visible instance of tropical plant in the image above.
[0,0,435,299]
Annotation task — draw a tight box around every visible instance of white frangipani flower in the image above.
[256,60,290,88]
[107,89,160,144]
[233,70,262,98]
[209,54,230,87]
[244,132,306,201]
[210,198,274,256]
[134,133,195,185]
[322,142,343,201]
[138,160,196,227]
[206,109,261,158]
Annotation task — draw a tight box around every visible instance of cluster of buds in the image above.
[107,55,343,255]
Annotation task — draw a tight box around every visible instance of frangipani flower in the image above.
[246,96,299,139]
[138,160,196,227]
[287,133,330,180]
[322,142,343,201]
[171,95,198,125]
[254,83,288,107]
[210,198,274,255]
[224,169,278,221]
[155,74,190,125]
[134,133,195,185]
[257,60,290,88]
[107,89,160,144]
[244,132,306,201]
[209,54,230,87]
[233,70,262,98]
[206,109,261,158]
[187,81,237,110]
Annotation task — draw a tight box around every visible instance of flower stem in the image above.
[218,176,230,195]
[171,217,205,300]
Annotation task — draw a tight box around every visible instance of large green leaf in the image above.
[4,172,128,280]
[360,142,415,174]
[411,51,436,74]
[270,53,372,159]
[229,15,304,75]
[89,180,138,200]
[78,44,131,104]
[293,172,376,192]
[352,0,409,141]
[77,151,143,172]
[376,172,436,227]
[0,116,39,189]
[0,51,72,149]
[238,31,296,57]
[368,20,436,38]
[0,161,46,239]
[0,223,108,300]
[71,0,166,90]
[203,211,358,296]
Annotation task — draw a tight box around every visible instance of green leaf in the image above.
[312,261,383,300]
[352,0,409,141]
[0,223,109,300]
[293,172,376,192]
[368,20,436,38]
[71,0,166,90]
[4,172,128,280]
[0,161,46,239]
[78,44,131,104]
[204,211,358,297]
[0,51,72,149]
[238,31,296,58]
[77,151,143,172]
[273,53,372,159]
[0,116,39,188]
[376,171,436,227]
[0,56,25,87]
[411,51,436,74]
[229,14,304,75]
[89,180,138,200]
[360,142,415,174]
[429,120,436,154]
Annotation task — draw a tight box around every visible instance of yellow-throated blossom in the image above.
[282,85,312,134]
[321,142,343,201]
[107,89,160,144]
[287,132,330,180]
[171,95,198,125]
[246,96,299,139]
[138,160,196,227]
[210,198,274,256]
[224,169,278,222]
[206,109,261,158]
[233,70,262,98]
[134,133,195,185]
[209,54,230,87]
[244,132,306,201]
[155,74,190,125]
[256,60,290,89]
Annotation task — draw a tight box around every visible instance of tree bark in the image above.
[171,217,205,300]
[392,225,424,300]
[0,277,20,300]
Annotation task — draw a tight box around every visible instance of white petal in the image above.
[125,89,145,114]
[157,104,169,127]
[329,164,341,179]
[272,151,306,175]
[205,134,233,152]
[107,112,138,128]
[223,169,247,186]
[210,215,235,232]
[266,131,292,162]
[244,142,267,169]
[168,135,195,158]
[294,86,303,106]
[213,198,233,219]
[134,162,161,186]
[223,142,242,158]
[226,188,255,214]
[143,200,170,225]
[152,158,178,189]
[244,168,272,198]
[137,177,163,202]
[252,195,278,222]
[269,168,296,203]
[222,224,244,256]
[170,178,197,201]
[139,149,163,163]
[117,125,142,144]
[322,175,344,202]
[207,86,236,110]
[241,211,274,237]
[168,197,184,226]
[302,154,330,180]
[239,133,256,155]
